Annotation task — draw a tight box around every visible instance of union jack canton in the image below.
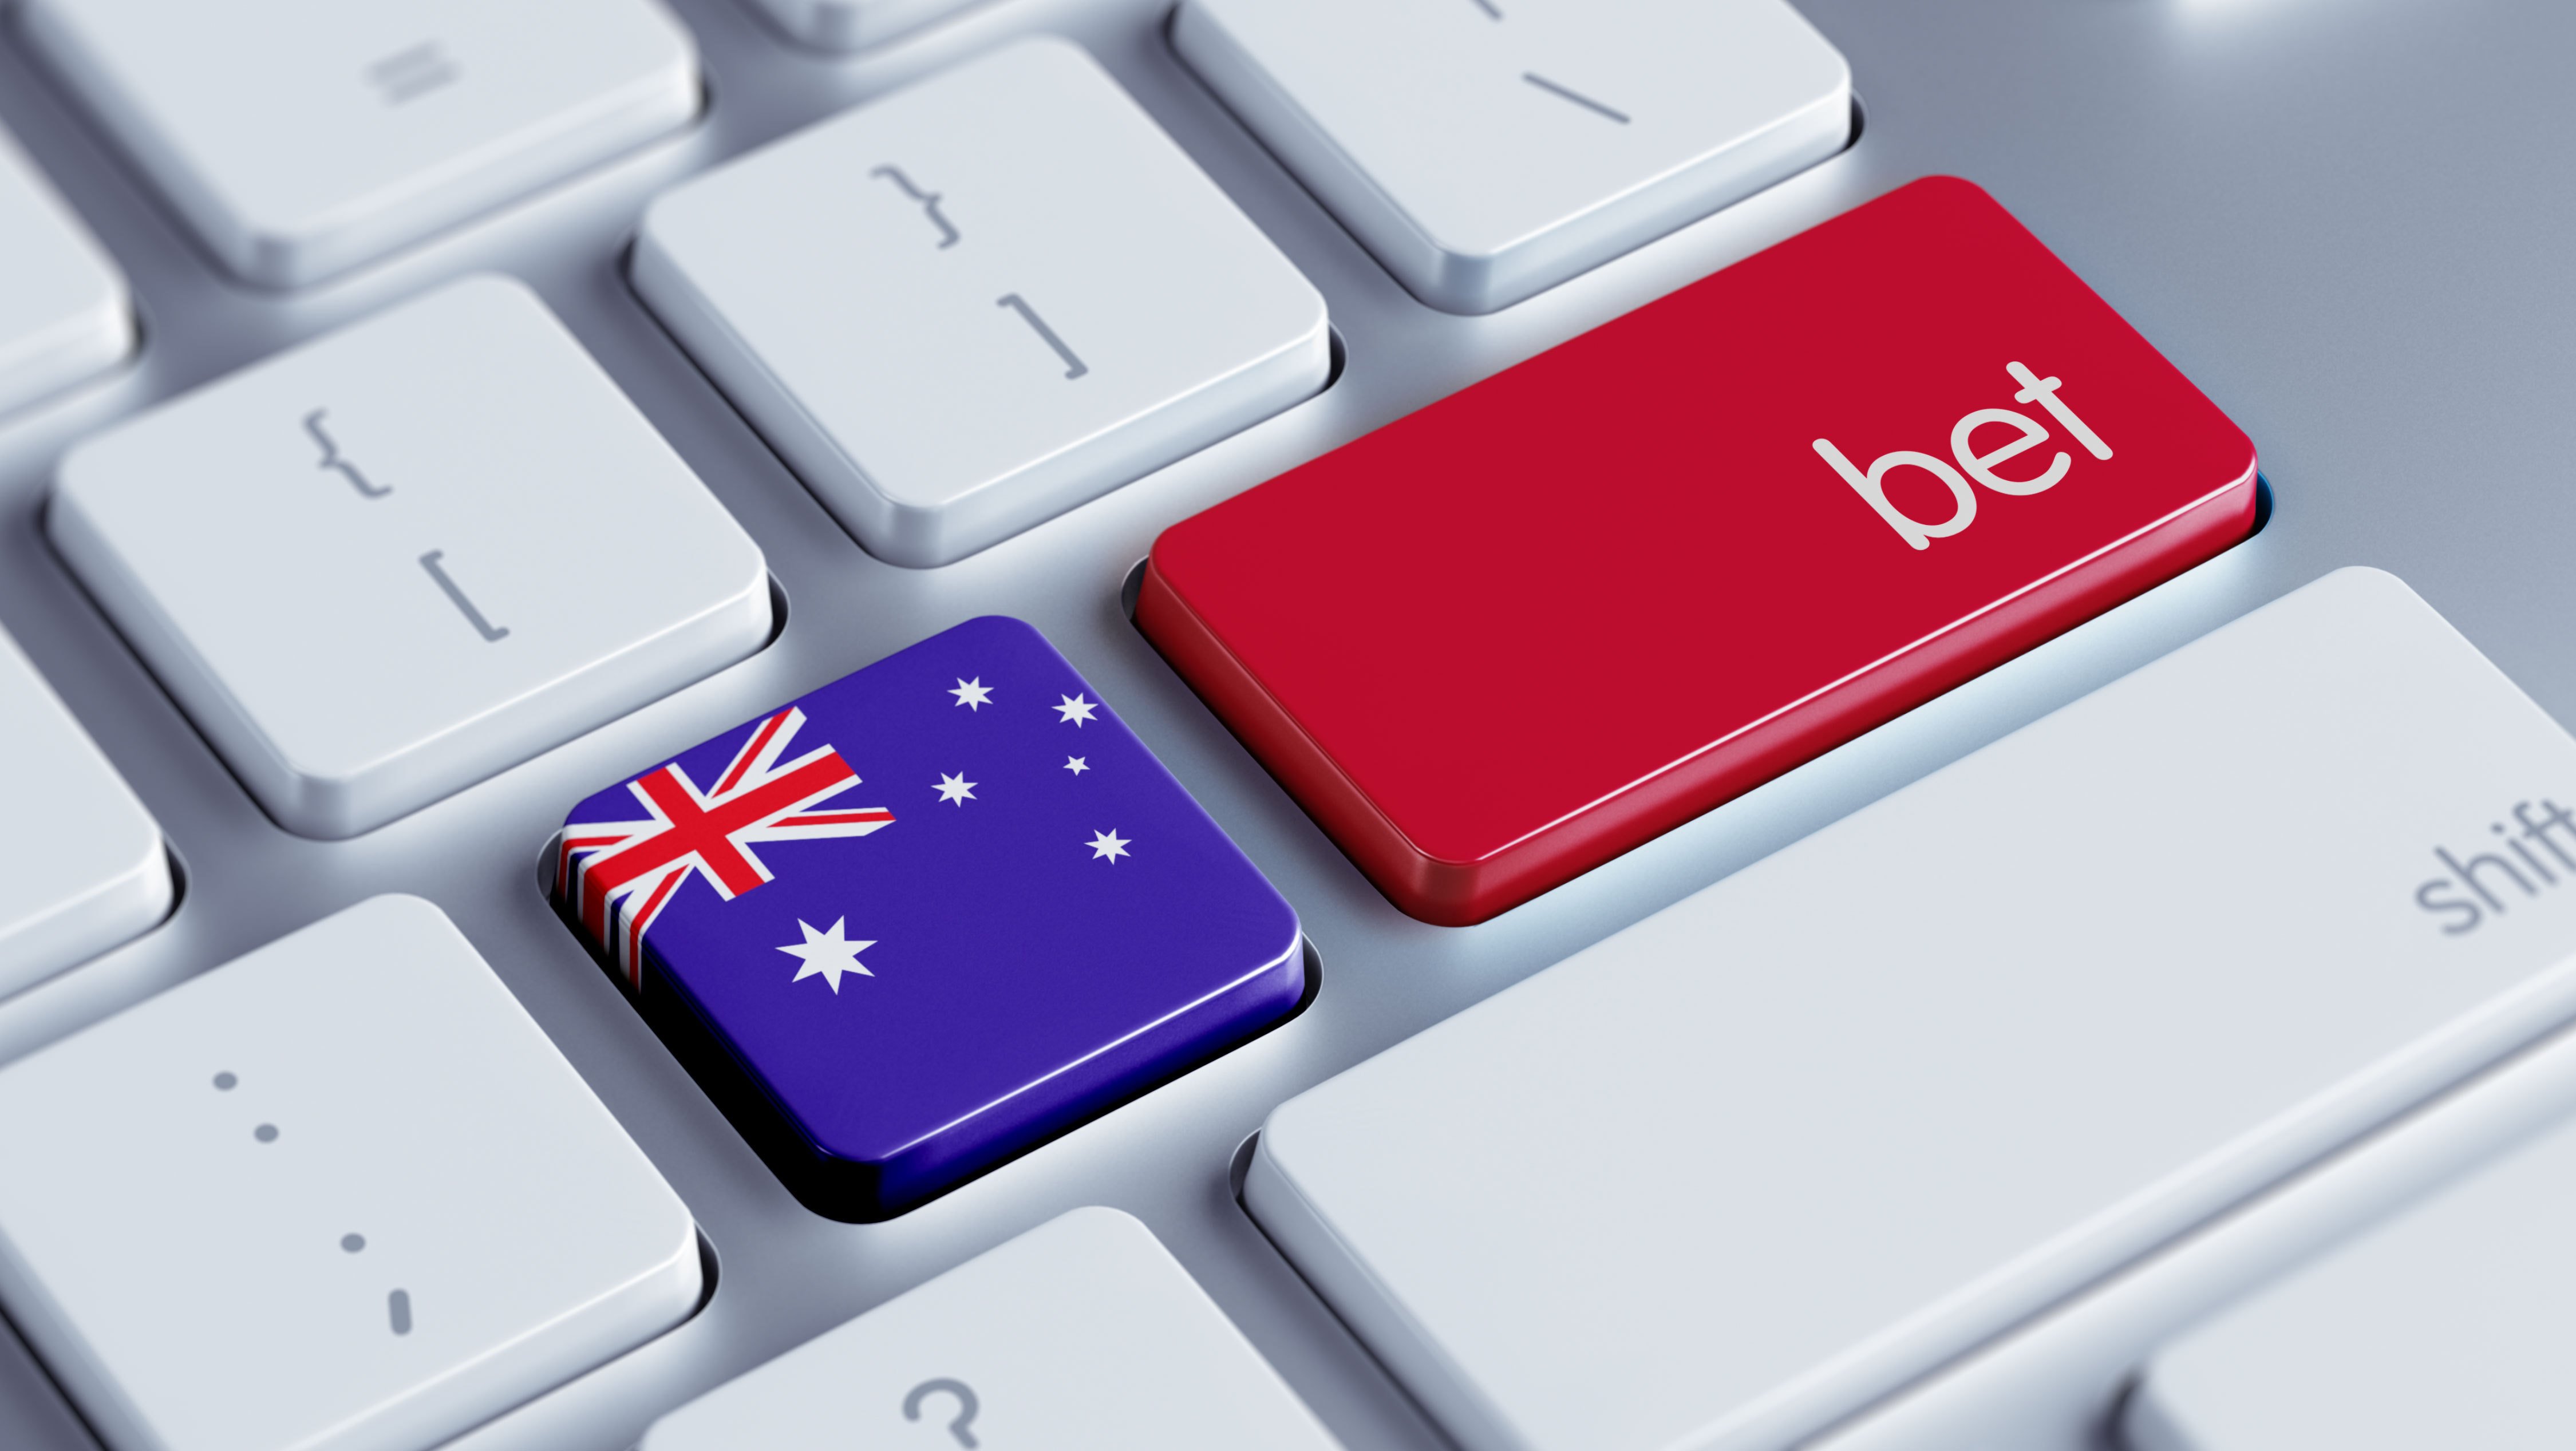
[552,706,896,987]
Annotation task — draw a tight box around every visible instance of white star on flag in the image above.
[1088,829,1131,863]
[950,678,994,710]
[934,772,977,805]
[1054,693,1099,726]
[1065,756,1089,775]
[779,918,875,993]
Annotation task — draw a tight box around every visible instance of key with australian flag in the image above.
[549,616,1305,1220]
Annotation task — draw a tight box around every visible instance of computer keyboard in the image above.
[2,2,2573,1450]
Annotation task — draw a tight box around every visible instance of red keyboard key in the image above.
[1139,176,2259,926]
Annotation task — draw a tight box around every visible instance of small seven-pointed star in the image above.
[950,677,994,710]
[934,772,976,805]
[779,917,875,993]
[1055,693,1099,726]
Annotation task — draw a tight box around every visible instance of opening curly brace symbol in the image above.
[903,1378,981,1448]
[871,165,961,249]
[304,410,390,498]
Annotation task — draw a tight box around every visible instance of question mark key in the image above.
[641,1208,1340,1450]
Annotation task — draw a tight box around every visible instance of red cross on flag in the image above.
[554,707,896,985]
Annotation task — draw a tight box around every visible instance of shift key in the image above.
[1245,567,2576,1451]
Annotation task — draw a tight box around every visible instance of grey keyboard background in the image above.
[0,0,2552,1446]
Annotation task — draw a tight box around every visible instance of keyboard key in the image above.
[49,274,771,840]
[1244,568,2576,1451]
[0,622,169,997]
[2123,1098,2576,1451]
[551,616,1302,1220]
[634,37,1330,568]
[0,126,131,420]
[1174,0,1851,313]
[738,0,981,53]
[642,1207,1341,1449]
[0,895,702,1451]
[21,0,700,287]
[1140,177,2258,924]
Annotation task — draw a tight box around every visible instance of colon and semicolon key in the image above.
[0,896,702,1451]
[1242,567,2576,1451]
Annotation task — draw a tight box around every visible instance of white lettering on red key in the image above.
[1813,362,2117,551]
[1136,177,2259,925]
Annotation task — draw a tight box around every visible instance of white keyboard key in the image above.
[1175,0,1852,314]
[738,0,980,53]
[0,622,168,998]
[642,1207,1340,1451]
[635,37,1329,568]
[2124,1103,2576,1451]
[0,895,702,1451]
[0,126,131,419]
[49,275,771,839]
[1247,568,2576,1451]
[21,0,699,288]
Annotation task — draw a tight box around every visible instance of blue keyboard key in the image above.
[551,616,1305,1220]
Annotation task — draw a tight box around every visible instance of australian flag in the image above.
[549,616,1304,1220]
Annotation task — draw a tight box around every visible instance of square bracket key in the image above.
[1175,0,1854,313]
[49,274,773,839]
[634,37,1330,568]
[551,616,1305,1220]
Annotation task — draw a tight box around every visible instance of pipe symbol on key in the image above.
[903,1378,981,1447]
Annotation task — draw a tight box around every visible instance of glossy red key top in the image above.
[1139,176,2259,926]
